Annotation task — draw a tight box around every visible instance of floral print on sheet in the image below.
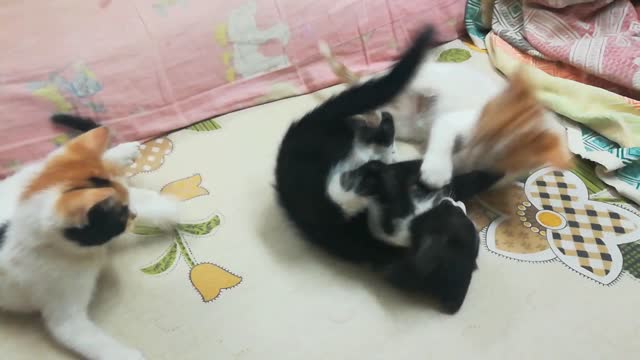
[129,120,242,302]
[469,162,640,286]
[214,0,291,82]
[153,0,188,16]
[28,62,105,114]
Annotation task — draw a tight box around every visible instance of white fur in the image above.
[441,197,467,214]
[327,140,396,217]
[353,62,564,188]
[367,189,449,247]
[398,63,502,188]
[103,141,141,167]
[368,194,467,248]
[0,142,179,360]
[409,63,565,187]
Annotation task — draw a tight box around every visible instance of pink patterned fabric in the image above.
[0,0,465,178]
[523,0,640,95]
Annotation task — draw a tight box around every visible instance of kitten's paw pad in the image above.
[420,159,453,189]
[105,142,141,166]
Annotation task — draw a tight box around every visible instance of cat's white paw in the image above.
[150,195,181,229]
[96,347,145,360]
[420,157,453,189]
[104,142,141,166]
[130,190,181,231]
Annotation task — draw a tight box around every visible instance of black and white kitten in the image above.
[345,159,502,313]
[347,160,502,246]
[275,27,435,265]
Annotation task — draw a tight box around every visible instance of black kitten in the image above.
[386,200,481,314]
[275,27,436,265]
[348,159,502,313]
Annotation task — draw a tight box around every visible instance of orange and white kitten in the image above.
[318,42,570,188]
[0,128,178,360]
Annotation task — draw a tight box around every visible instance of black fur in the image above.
[50,114,131,247]
[355,159,503,201]
[386,201,480,314]
[63,198,129,247]
[275,26,435,265]
[51,114,101,132]
[350,159,502,313]
[347,159,502,237]
[0,222,7,249]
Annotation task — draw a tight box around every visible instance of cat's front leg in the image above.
[129,187,180,230]
[420,131,455,189]
[42,304,145,360]
[420,110,477,189]
[103,142,141,167]
[420,154,454,189]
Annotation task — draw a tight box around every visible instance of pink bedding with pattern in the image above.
[522,0,640,97]
[0,0,465,178]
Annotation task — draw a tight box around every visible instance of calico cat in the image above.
[275,27,435,265]
[319,42,570,189]
[344,159,502,313]
[0,126,178,360]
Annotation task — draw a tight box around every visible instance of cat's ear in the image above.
[56,187,116,225]
[376,112,395,145]
[65,127,111,155]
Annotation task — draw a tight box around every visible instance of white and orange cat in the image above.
[0,127,179,360]
[318,42,571,188]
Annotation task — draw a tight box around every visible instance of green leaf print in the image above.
[175,232,196,269]
[620,241,640,280]
[141,242,178,275]
[188,118,221,132]
[437,48,472,63]
[131,224,165,236]
[177,215,221,236]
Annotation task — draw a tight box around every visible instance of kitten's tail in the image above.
[51,114,101,132]
[318,40,361,85]
[312,26,435,120]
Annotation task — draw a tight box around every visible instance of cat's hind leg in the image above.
[44,313,145,360]
[42,299,145,360]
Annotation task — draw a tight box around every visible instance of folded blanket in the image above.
[466,0,640,99]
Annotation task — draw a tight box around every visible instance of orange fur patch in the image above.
[57,188,117,225]
[470,69,572,173]
[22,127,131,226]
